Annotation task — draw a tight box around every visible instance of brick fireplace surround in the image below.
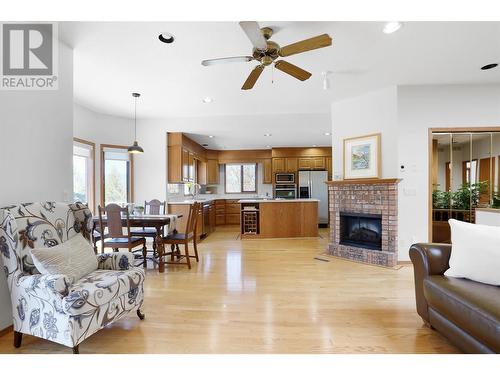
[327,179,401,267]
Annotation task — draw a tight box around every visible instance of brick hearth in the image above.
[327,179,401,267]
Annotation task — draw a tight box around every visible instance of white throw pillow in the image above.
[31,234,98,284]
[445,219,500,285]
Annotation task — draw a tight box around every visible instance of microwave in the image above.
[275,173,295,183]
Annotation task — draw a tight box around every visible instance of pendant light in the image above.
[128,92,144,154]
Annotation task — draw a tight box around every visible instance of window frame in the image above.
[100,144,134,207]
[224,163,258,194]
[73,137,96,213]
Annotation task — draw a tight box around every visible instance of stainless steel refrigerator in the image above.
[298,170,329,225]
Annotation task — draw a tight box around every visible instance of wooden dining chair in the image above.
[163,202,200,269]
[130,199,167,251]
[98,204,147,265]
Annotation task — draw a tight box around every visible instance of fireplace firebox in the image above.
[339,212,382,251]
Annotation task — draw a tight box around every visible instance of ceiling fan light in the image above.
[383,22,403,34]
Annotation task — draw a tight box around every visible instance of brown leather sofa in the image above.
[409,243,500,354]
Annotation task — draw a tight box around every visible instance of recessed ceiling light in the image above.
[158,32,175,43]
[208,135,214,138]
[264,133,272,137]
[383,22,403,34]
[324,132,331,136]
[481,63,498,70]
[203,97,213,103]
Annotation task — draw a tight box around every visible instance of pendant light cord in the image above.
[134,96,137,142]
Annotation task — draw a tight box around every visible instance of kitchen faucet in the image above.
[190,183,201,200]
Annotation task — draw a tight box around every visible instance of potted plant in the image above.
[134,205,145,215]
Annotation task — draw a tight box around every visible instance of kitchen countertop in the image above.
[168,198,320,205]
[168,195,273,204]
[238,199,320,203]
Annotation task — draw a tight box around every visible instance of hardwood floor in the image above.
[0,226,459,354]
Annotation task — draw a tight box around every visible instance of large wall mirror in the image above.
[430,130,500,242]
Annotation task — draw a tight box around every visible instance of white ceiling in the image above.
[60,21,500,148]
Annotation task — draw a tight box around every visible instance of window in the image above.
[73,138,95,211]
[101,145,133,206]
[225,163,257,193]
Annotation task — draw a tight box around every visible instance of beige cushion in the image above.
[30,234,98,284]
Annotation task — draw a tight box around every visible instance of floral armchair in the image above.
[0,202,146,353]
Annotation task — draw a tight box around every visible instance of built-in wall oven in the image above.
[275,173,295,184]
[274,184,297,199]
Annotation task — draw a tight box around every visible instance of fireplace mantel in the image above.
[327,178,400,267]
[326,178,402,186]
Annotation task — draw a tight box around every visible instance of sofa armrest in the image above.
[96,252,134,270]
[409,243,452,322]
[19,273,71,298]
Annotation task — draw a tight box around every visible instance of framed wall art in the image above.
[343,133,381,179]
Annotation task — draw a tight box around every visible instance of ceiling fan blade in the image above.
[202,56,254,66]
[279,34,332,57]
[241,65,264,90]
[274,60,312,81]
[239,21,268,51]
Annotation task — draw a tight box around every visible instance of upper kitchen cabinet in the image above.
[198,160,207,185]
[263,159,272,184]
[182,148,189,181]
[207,159,219,185]
[272,157,286,174]
[272,147,332,173]
[285,157,298,173]
[167,132,207,184]
[298,157,326,170]
[326,156,332,180]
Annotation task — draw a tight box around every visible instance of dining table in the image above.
[91,214,181,273]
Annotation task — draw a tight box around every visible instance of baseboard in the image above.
[397,261,412,266]
[0,325,13,337]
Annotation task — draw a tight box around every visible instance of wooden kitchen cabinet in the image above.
[198,160,207,185]
[285,157,298,173]
[209,201,216,233]
[326,157,332,180]
[312,157,326,170]
[207,159,219,184]
[272,157,286,173]
[298,157,326,170]
[263,159,272,184]
[188,152,195,182]
[225,199,240,225]
[215,199,226,225]
[182,148,189,181]
[298,157,313,170]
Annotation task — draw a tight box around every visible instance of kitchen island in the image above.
[238,199,319,238]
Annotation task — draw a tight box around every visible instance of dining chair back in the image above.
[144,199,166,215]
[162,202,201,269]
[98,204,130,239]
[185,202,200,238]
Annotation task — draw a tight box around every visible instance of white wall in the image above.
[74,104,168,207]
[331,86,398,180]
[397,84,500,260]
[331,84,500,261]
[0,42,74,330]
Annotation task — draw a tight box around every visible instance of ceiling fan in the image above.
[201,21,333,90]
